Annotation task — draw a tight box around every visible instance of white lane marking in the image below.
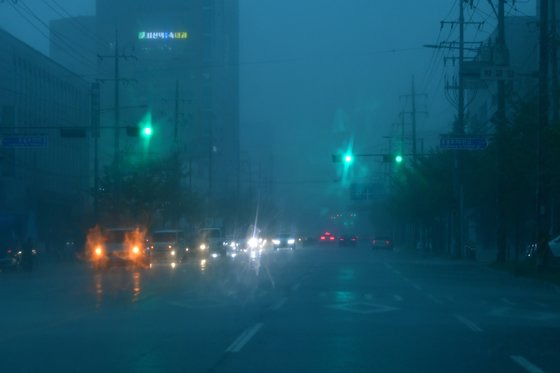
[455,315,483,333]
[269,297,287,311]
[364,293,373,300]
[393,294,403,302]
[226,323,263,353]
[510,355,546,373]
[291,283,301,291]
[427,294,443,305]
[501,298,517,306]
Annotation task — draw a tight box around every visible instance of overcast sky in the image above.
[0,0,537,225]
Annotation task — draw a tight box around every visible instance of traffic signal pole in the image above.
[496,0,508,263]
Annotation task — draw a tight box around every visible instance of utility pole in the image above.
[91,83,100,221]
[400,77,427,164]
[174,80,179,145]
[97,29,136,221]
[97,29,137,169]
[537,0,550,242]
[551,0,559,126]
[495,0,508,263]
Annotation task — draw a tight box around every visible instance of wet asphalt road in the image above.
[1,243,559,373]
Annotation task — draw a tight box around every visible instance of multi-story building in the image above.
[94,0,240,202]
[0,28,92,245]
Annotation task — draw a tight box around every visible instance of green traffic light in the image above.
[142,126,153,137]
[344,154,353,163]
[395,155,403,163]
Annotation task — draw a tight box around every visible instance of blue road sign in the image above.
[440,136,487,150]
[1,135,48,148]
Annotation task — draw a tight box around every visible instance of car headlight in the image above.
[248,237,258,248]
[211,253,218,258]
[171,250,176,256]
[288,239,295,244]
[95,246,103,256]
[132,246,140,255]
[272,239,280,245]
[200,244,207,250]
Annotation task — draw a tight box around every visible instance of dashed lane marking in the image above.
[427,294,443,305]
[269,297,287,311]
[226,323,263,353]
[510,355,546,373]
[501,298,517,306]
[455,314,483,333]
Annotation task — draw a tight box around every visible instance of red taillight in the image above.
[325,231,331,235]
[330,236,335,241]
[320,236,326,240]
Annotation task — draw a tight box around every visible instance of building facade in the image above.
[0,28,92,244]
[94,0,240,202]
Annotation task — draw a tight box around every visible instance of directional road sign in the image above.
[1,135,49,148]
[440,136,487,150]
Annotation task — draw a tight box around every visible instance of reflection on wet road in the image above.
[1,246,560,373]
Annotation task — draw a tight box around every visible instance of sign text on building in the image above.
[138,31,188,40]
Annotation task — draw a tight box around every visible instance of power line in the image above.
[6,1,97,73]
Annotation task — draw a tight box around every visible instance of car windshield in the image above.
[152,232,178,242]
[200,229,221,238]
[3,2,558,373]
[105,230,129,243]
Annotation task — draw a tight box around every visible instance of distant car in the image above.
[148,229,186,266]
[272,233,296,251]
[338,234,358,247]
[92,227,148,268]
[371,236,393,250]
[319,231,337,244]
[197,228,226,258]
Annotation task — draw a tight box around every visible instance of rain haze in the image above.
[5,1,560,373]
